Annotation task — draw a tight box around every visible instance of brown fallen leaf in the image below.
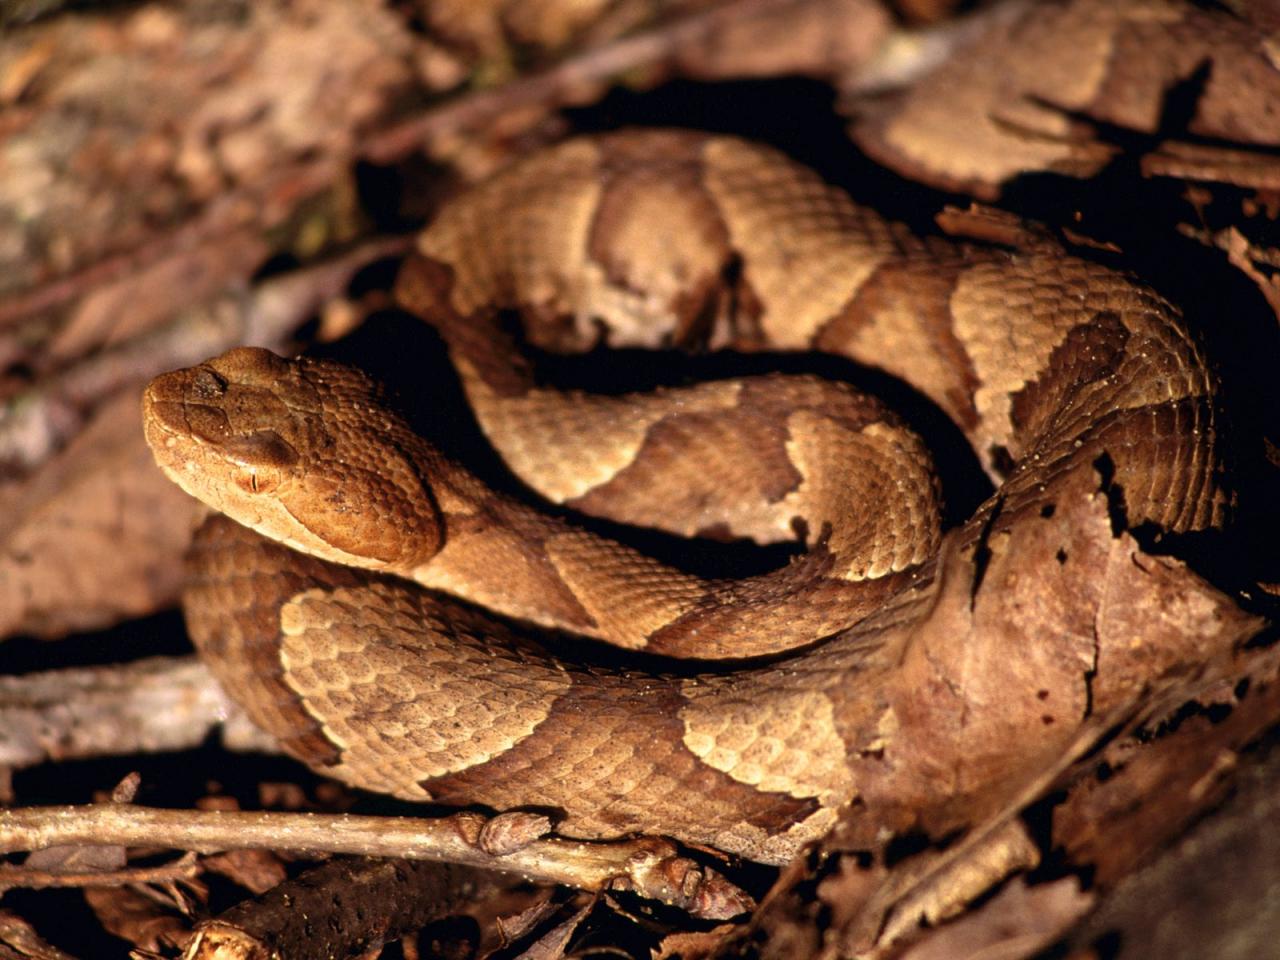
[654,923,741,960]
[0,2,411,302]
[0,388,201,638]
[199,849,289,897]
[868,820,1042,953]
[897,878,1093,960]
[508,899,593,960]
[82,884,191,957]
[847,0,1280,198]
[733,457,1262,955]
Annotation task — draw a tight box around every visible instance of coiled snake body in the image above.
[143,131,1227,865]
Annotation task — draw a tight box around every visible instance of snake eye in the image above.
[221,430,298,498]
[233,467,280,495]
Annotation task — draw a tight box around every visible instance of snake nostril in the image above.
[191,367,229,402]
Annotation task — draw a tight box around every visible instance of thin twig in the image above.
[0,805,754,919]
[0,852,200,892]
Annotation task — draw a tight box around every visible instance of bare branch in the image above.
[0,656,276,771]
[0,805,754,919]
[0,852,200,893]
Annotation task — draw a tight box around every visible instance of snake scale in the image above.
[143,130,1228,866]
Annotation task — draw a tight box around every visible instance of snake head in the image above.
[143,347,444,574]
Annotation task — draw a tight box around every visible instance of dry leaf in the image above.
[848,0,1280,198]
[0,388,202,638]
[897,878,1093,960]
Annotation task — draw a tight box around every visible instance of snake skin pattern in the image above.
[144,131,1228,865]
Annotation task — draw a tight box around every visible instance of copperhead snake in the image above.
[142,130,1228,866]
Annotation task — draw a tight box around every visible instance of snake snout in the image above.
[142,370,206,444]
[143,372,234,450]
